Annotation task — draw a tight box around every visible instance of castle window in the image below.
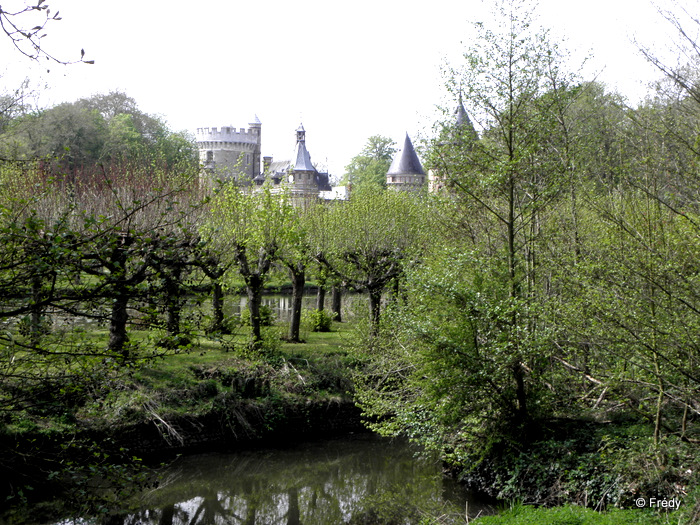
[206,151,213,163]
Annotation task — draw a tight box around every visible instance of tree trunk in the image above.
[107,235,132,359]
[210,279,226,333]
[164,267,182,337]
[331,285,342,322]
[288,266,305,342]
[507,175,518,299]
[316,283,326,311]
[108,286,130,359]
[246,275,264,347]
[368,287,382,334]
[512,361,528,428]
[29,273,44,348]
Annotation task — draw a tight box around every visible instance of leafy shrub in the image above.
[303,308,335,332]
[17,314,52,338]
[240,305,275,327]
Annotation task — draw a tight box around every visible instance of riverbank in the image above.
[0,321,366,522]
[2,314,698,524]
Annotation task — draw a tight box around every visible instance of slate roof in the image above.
[454,94,478,140]
[387,133,425,176]
[455,95,469,127]
[292,123,316,172]
[292,140,316,172]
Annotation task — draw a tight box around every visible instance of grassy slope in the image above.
[473,504,677,525]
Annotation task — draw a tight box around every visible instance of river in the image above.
[54,434,493,525]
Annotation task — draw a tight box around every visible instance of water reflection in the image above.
[228,293,360,324]
[103,434,489,525]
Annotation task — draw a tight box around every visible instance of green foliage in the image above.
[0,90,198,171]
[344,135,396,189]
[240,304,276,327]
[4,3,700,518]
[302,308,335,332]
[311,186,428,328]
[204,183,299,348]
[351,246,555,462]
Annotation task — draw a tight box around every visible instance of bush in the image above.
[240,305,275,327]
[303,308,335,332]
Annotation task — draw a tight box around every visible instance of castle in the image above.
[197,99,472,195]
[197,117,262,182]
[196,118,331,197]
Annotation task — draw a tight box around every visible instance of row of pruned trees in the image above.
[204,184,428,347]
[0,161,209,423]
[0,152,429,418]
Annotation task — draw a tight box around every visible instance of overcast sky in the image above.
[0,0,693,177]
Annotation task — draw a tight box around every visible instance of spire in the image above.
[387,133,425,176]
[455,93,468,127]
[292,123,315,172]
[453,93,478,141]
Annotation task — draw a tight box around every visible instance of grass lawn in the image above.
[473,504,678,525]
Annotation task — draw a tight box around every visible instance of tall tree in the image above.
[0,93,198,173]
[355,1,584,466]
[344,135,396,189]
[426,0,580,427]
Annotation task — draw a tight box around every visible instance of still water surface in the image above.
[83,434,492,525]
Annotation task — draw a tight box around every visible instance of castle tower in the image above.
[387,133,426,191]
[454,94,478,143]
[196,116,262,184]
[287,123,320,196]
[429,96,478,192]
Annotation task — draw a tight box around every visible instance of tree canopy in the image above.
[0,91,198,173]
[344,135,396,189]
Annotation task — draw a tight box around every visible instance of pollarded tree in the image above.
[276,200,315,343]
[204,184,296,349]
[311,187,425,332]
[56,163,204,358]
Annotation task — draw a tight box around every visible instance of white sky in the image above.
[0,0,694,177]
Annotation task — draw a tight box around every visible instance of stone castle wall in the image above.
[197,125,261,182]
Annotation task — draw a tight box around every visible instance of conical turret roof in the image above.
[387,133,425,176]
[455,94,469,127]
[454,94,478,141]
[292,122,316,172]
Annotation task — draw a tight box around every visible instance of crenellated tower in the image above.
[197,116,262,183]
